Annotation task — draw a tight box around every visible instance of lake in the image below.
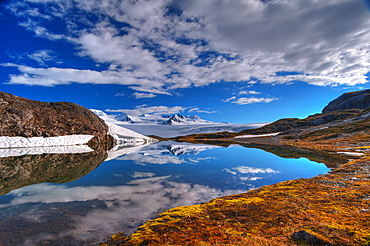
[0,141,331,246]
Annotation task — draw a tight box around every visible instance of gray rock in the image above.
[0,91,114,146]
[322,89,370,113]
[291,230,328,245]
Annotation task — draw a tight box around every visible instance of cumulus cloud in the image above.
[3,0,370,93]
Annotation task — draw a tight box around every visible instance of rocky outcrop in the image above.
[0,91,114,146]
[236,89,370,139]
[240,109,361,135]
[322,89,370,113]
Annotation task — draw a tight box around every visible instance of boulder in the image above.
[291,230,328,245]
[0,91,113,145]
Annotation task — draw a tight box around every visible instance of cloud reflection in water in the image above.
[0,141,329,246]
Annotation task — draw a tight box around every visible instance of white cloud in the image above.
[133,92,157,99]
[223,91,278,105]
[239,90,261,95]
[114,92,125,97]
[232,166,279,174]
[106,105,217,118]
[106,105,187,117]
[188,107,217,114]
[223,96,236,103]
[27,50,56,66]
[131,171,155,178]
[232,97,278,105]
[223,165,280,181]
[4,0,370,93]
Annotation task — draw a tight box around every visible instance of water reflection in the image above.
[0,141,330,246]
[0,147,107,196]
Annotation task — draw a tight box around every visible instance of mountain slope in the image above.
[236,90,370,141]
[322,89,370,113]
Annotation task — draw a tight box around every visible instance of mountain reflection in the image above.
[0,141,331,246]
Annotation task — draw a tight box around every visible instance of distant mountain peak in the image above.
[91,110,217,125]
[162,114,210,125]
[115,113,134,123]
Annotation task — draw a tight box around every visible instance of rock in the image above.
[322,89,370,113]
[0,91,114,146]
[291,230,328,245]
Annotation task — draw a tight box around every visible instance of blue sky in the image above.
[0,0,369,123]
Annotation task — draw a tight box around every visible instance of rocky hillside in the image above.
[0,91,113,145]
[170,89,370,143]
[322,89,370,113]
[238,89,370,141]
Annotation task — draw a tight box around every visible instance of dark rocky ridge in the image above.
[0,91,114,146]
[237,89,370,140]
[322,89,370,113]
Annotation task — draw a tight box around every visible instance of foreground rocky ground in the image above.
[99,135,370,246]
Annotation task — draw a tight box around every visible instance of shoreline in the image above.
[100,136,370,245]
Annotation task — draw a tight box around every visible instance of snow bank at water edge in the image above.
[0,135,95,149]
[106,122,157,144]
[0,118,157,151]
[0,145,93,158]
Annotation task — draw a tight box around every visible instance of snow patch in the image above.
[0,135,95,149]
[234,132,280,138]
[0,145,93,158]
[337,151,364,157]
[106,122,156,144]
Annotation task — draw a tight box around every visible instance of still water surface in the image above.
[0,141,330,246]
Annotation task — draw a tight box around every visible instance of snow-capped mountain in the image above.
[115,113,134,123]
[91,109,266,138]
[162,114,213,125]
[91,110,217,125]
